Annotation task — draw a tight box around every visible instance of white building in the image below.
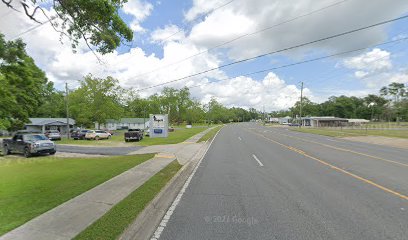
[301,116,348,127]
[278,116,292,125]
[347,119,370,126]
[96,118,150,130]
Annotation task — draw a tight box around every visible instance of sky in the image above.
[1,0,408,111]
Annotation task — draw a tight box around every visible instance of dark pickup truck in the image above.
[124,129,144,142]
[3,132,56,157]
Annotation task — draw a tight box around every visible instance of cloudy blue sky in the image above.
[1,0,408,111]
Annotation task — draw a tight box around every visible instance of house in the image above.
[301,116,348,127]
[269,117,279,123]
[25,118,76,134]
[96,118,150,130]
[278,116,292,125]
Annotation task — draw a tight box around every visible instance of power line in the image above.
[135,14,408,92]
[11,17,54,40]
[129,0,350,79]
[185,36,408,90]
[110,0,236,67]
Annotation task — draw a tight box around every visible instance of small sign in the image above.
[149,114,168,138]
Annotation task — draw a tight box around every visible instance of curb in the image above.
[119,140,211,240]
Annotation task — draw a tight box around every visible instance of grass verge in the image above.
[57,132,126,145]
[139,127,208,146]
[74,160,182,240]
[292,128,408,138]
[57,127,208,146]
[0,154,154,235]
[198,125,223,142]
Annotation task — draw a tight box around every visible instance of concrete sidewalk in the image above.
[128,126,215,165]
[0,126,216,240]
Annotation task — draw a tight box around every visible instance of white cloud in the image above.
[388,71,408,84]
[193,72,312,111]
[343,48,392,78]
[2,0,407,112]
[186,0,408,60]
[122,0,153,32]
[150,25,185,43]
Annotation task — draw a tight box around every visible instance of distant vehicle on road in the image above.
[72,129,92,140]
[85,130,111,140]
[124,129,144,142]
[45,130,62,140]
[3,133,56,157]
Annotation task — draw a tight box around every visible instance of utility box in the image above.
[149,114,169,138]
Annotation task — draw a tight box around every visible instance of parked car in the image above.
[71,129,92,140]
[124,129,144,142]
[85,130,111,140]
[44,130,62,140]
[3,132,56,157]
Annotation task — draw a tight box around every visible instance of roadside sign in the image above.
[149,114,169,138]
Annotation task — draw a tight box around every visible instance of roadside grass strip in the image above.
[140,127,208,146]
[292,127,408,139]
[57,127,209,146]
[57,132,126,145]
[74,160,182,240]
[198,125,223,142]
[0,154,154,236]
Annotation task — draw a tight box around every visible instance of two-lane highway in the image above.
[156,123,407,240]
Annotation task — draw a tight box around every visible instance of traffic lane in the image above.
[160,124,407,240]
[264,125,408,163]
[241,128,408,240]
[245,125,408,195]
[56,145,143,155]
[160,125,285,240]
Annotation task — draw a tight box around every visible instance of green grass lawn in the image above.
[292,128,408,138]
[57,131,126,145]
[139,127,208,146]
[0,154,154,235]
[57,127,208,146]
[74,160,182,240]
[198,125,223,142]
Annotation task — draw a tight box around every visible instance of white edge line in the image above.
[252,154,264,167]
[151,127,223,240]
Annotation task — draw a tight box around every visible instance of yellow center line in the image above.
[246,128,408,201]
[264,129,408,168]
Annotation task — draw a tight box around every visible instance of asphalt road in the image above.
[158,123,408,240]
[56,144,143,155]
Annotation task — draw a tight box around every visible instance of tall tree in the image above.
[2,0,133,54]
[68,75,124,128]
[0,34,52,130]
[380,82,407,122]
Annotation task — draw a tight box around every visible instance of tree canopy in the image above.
[2,0,133,54]
[0,33,53,130]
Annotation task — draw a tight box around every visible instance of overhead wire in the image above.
[127,0,350,79]
[109,0,236,67]
[134,14,408,92]
[185,36,408,90]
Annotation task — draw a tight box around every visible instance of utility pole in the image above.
[65,82,70,139]
[143,107,146,129]
[299,81,304,127]
[263,105,266,125]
